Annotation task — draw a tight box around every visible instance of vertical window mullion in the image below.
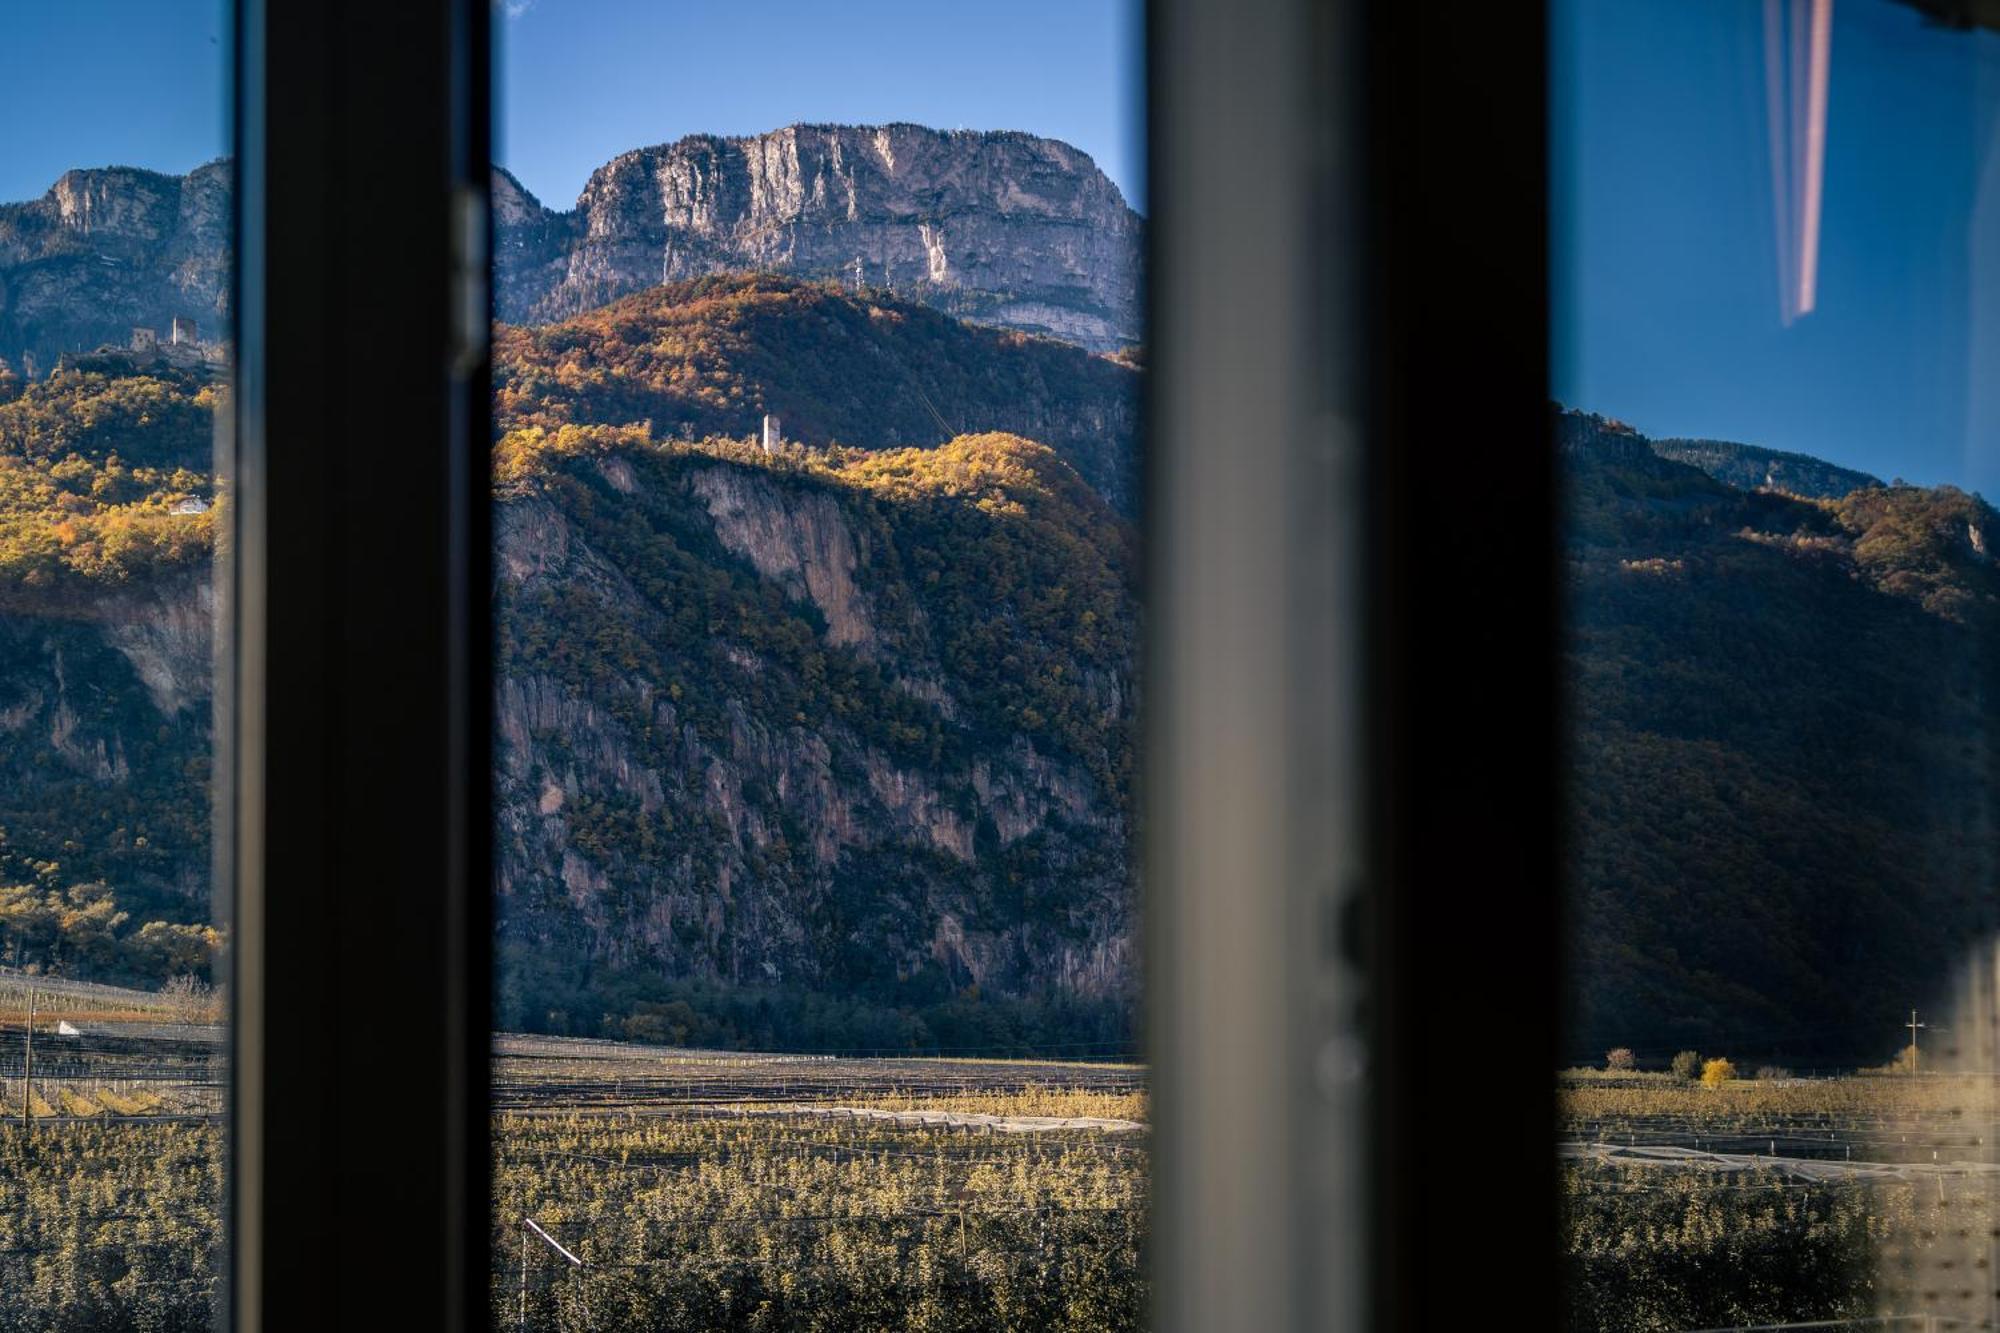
[230,2,491,1328]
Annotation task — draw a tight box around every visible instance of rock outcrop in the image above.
[0,125,1142,371]
[0,573,215,915]
[492,431,1138,1030]
[0,162,230,375]
[495,124,1142,351]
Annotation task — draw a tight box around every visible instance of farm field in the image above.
[1562,1072,2000,1331]
[0,980,1147,1332]
[25,980,2000,1332]
[490,1037,1148,1331]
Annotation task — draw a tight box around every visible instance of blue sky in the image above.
[0,0,1143,212]
[497,0,1144,211]
[1556,0,2000,494]
[0,1,229,204]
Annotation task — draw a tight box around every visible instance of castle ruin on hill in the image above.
[71,316,232,374]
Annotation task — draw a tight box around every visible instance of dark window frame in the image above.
[228,0,491,1326]
[1147,0,1555,1326]
[1358,4,1558,1329]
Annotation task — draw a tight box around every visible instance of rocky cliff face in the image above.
[0,162,230,375]
[1649,435,1884,500]
[496,125,1142,351]
[0,356,1138,1039]
[0,574,215,917]
[0,125,1140,373]
[493,431,1137,1036]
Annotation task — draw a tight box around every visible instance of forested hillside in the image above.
[14,336,2000,1066]
[0,284,1141,1053]
[493,274,1141,512]
[0,357,222,980]
[1563,411,2000,1062]
[493,423,1136,1051]
[487,278,1140,1050]
[9,344,1996,1064]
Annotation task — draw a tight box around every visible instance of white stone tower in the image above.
[761,414,781,454]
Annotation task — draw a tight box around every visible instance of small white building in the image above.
[170,496,211,516]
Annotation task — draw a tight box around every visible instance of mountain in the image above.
[0,279,1138,1052]
[0,357,221,977]
[0,124,1142,373]
[494,273,1140,511]
[1648,434,1883,500]
[491,279,1137,1046]
[493,425,1135,1049]
[494,124,1142,352]
[14,305,1991,1060]
[0,162,231,378]
[1561,411,2000,1062]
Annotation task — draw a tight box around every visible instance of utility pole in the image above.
[19,985,33,1130]
[1908,1008,1927,1077]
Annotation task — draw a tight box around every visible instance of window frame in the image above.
[228,1,492,1327]
[1147,0,1557,1328]
[1144,0,1370,1327]
[1356,3,1558,1326]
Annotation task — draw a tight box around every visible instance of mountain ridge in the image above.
[1649,434,1885,500]
[1560,408,2000,1061]
[0,160,231,377]
[0,124,1142,374]
[494,273,1140,511]
[493,123,1141,350]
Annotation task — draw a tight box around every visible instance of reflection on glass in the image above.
[488,2,1147,1326]
[1558,1,2000,1328]
[0,3,230,1327]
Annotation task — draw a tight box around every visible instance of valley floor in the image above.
[1562,1072,2000,1331]
[28,973,2000,1332]
[0,987,1147,1332]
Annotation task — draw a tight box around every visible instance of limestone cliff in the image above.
[0,237,1140,1047]
[1,126,1141,372]
[492,429,1138,1036]
[0,574,215,918]
[0,162,230,375]
[495,125,1142,351]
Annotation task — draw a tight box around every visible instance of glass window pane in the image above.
[488,3,1148,1327]
[0,3,231,1327]
[1557,3,2000,1327]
